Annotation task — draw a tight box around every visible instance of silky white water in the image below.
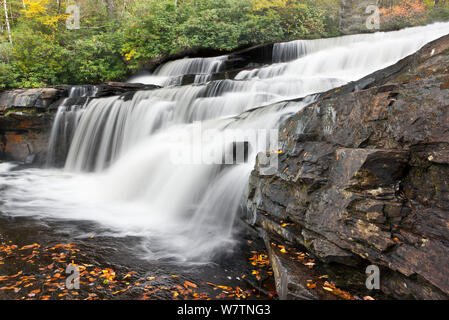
[46,86,99,167]
[128,55,228,86]
[2,23,449,264]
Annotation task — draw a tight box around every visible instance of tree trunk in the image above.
[106,0,115,17]
[3,0,12,45]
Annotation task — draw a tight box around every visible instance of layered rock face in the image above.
[0,88,63,164]
[247,35,449,299]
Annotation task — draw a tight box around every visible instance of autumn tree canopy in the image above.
[0,0,448,88]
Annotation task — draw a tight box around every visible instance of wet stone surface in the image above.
[0,214,276,300]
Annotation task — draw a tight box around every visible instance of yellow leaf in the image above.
[123,271,137,279]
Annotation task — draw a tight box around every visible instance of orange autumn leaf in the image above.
[19,243,40,250]
[307,283,317,289]
[184,281,198,288]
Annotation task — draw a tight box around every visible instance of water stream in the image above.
[2,23,449,266]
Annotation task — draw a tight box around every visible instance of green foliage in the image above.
[113,0,340,71]
[119,0,179,70]
[427,0,449,22]
[11,26,66,87]
[0,62,18,88]
[177,0,252,50]
[0,0,395,89]
[3,0,447,89]
[244,0,329,43]
[63,31,128,84]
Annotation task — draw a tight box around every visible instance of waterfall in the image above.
[272,22,449,63]
[127,56,228,87]
[5,22,449,264]
[155,56,227,77]
[46,86,99,167]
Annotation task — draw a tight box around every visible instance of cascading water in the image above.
[2,23,449,264]
[272,22,449,63]
[46,85,99,167]
[127,55,228,86]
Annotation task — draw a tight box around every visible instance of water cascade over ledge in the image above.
[2,23,449,264]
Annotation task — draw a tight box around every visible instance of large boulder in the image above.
[0,88,65,109]
[246,34,449,299]
[0,113,54,164]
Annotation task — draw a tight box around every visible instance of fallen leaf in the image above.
[307,283,317,289]
[184,281,198,288]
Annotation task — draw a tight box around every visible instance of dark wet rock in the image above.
[96,82,160,97]
[265,235,319,300]
[0,113,54,164]
[262,231,363,300]
[224,43,273,70]
[246,34,449,299]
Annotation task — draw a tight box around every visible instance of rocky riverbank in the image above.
[246,34,449,299]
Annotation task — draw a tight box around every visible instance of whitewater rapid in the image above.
[1,22,449,264]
